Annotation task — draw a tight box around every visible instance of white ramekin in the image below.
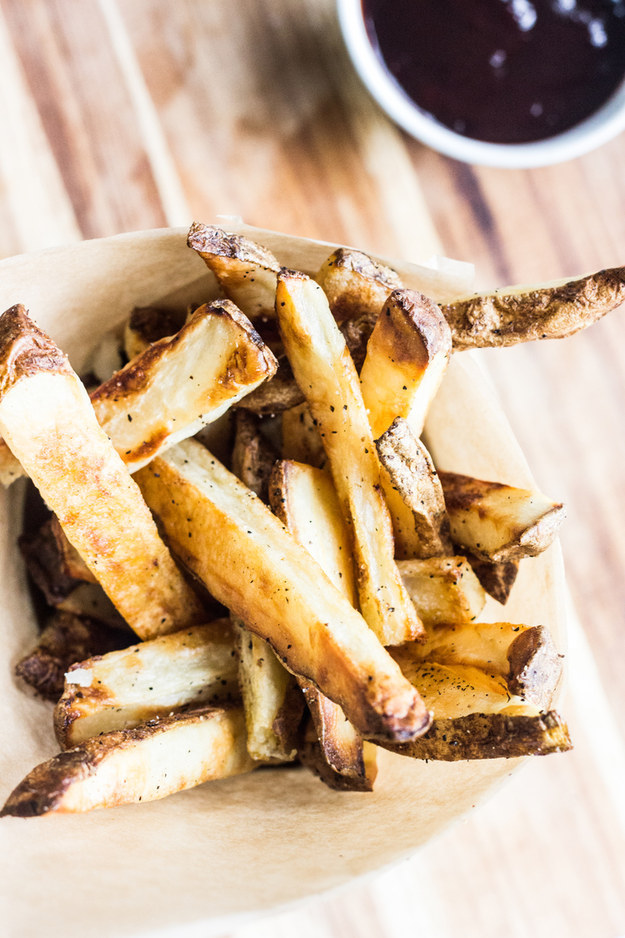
[337,0,625,168]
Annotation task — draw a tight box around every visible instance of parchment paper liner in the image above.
[0,224,566,938]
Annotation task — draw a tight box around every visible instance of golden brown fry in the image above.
[275,270,423,646]
[442,266,625,349]
[269,459,374,788]
[376,417,453,559]
[315,248,403,322]
[90,300,277,473]
[135,440,431,743]
[397,556,486,627]
[0,305,205,638]
[188,222,281,319]
[234,622,302,763]
[230,414,302,763]
[1,706,256,817]
[55,619,238,748]
[439,470,566,563]
[360,290,452,439]
[395,621,561,709]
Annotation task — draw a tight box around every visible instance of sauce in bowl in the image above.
[363,0,625,144]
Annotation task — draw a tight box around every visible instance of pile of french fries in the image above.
[4,222,621,816]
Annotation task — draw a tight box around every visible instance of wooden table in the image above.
[1,2,624,936]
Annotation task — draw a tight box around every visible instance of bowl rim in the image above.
[337,0,625,168]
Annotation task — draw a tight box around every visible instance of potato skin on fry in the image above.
[442,266,625,349]
[380,710,572,761]
[187,223,281,320]
[315,248,402,322]
[1,706,255,817]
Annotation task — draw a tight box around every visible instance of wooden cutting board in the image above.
[0,1,623,936]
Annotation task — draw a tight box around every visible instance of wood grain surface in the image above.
[0,2,624,936]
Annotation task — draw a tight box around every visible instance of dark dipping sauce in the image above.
[362,0,625,143]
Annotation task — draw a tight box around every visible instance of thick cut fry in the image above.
[188,223,281,319]
[2,300,278,483]
[234,622,302,763]
[0,305,205,638]
[231,414,301,763]
[55,619,238,748]
[441,266,625,349]
[299,717,378,792]
[123,306,183,360]
[15,612,130,703]
[439,470,565,563]
[275,271,423,646]
[1,706,256,817]
[315,248,402,321]
[382,658,571,760]
[381,711,572,761]
[135,440,431,743]
[360,290,452,439]
[464,552,520,605]
[269,461,357,607]
[397,556,486,626]
[394,622,561,709]
[376,418,453,559]
[270,460,375,789]
[90,300,277,474]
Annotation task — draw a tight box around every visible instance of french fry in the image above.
[90,300,277,474]
[1,706,256,817]
[397,556,486,626]
[381,710,572,761]
[376,417,453,559]
[234,623,302,763]
[439,471,566,563]
[394,622,561,709]
[275,270,423,646]
[441,266,625,349]
[0,305,205,638]
[360,290,452,439]
[135,440,431,743]
[270,459,376,789]
[188,223,281,319]
[231,412,302,763]
[55,619,238,748]
[54,582,129,629]
[15,611,130,703]
[381,659,571,760]
[315,248,402,321]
